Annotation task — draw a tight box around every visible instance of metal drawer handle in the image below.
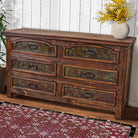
[29,43,38,50]
[29,64,38,70]
[85,92,93,98]
[84,72,95,79]
[28,83,37,89]
[83,49,96,56]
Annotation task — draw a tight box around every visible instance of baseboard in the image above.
[127,106,138,110]
[128,102,138,107]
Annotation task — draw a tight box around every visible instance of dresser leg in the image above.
[115,113,122,120]
[115,107,125,120]
[7,93,13,98]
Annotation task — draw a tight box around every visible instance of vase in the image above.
[111,22,130,39]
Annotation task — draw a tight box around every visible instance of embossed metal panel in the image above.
[12,60,56,76]
[12,78,56,94]
[64,46,119,63]
[62,85,115,105]
[13,41,56,56]
[64,66,117,84]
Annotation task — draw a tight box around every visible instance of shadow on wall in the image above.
[128,7,138,107]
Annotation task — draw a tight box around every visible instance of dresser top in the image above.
[3,28,136,46]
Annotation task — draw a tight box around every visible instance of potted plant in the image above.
[0,0,8,93]
[95,0,136,39]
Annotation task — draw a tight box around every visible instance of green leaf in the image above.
[0,57,5,63]
[0,34,6,47]
[0,52,6,56]
[0,0,9,63]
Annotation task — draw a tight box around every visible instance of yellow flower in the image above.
[116,9,122,21]
[95,0,135,24]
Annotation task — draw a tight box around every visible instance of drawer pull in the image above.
[29,64,38,70]
[84,72,95,79]
[29,83,37,89]
[85,92,93,98]
[29,43,38,50]
[84,49,96,56]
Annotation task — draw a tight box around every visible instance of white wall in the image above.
[2,0,138,107]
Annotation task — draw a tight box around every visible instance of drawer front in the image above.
[62,85,115,105]
[12,41,56,56]
[12,78,56,95]
[64,46,119,63]
[12,60,56,76]
[64,66,117,84]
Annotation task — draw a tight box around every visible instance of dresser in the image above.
[3,28,136,119]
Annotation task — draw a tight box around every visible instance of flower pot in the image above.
[0,67,6,93]
[111,22,130,39]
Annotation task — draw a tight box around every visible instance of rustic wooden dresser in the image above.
[3,28,136,119]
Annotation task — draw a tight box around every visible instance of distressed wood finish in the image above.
[64,45,119,63]
[3,28,136,119]
[13,41,56,55]
[62,84,116,105]
[12,60,56,76]
[12,77,56,95]
[63,65,117,84]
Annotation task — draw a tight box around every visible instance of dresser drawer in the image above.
[12,60,56,76]
[63,65,117,84]
[64,45,119,63]
[12,78,56,95]
[12,40,56,56]
[62,84,116,105]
